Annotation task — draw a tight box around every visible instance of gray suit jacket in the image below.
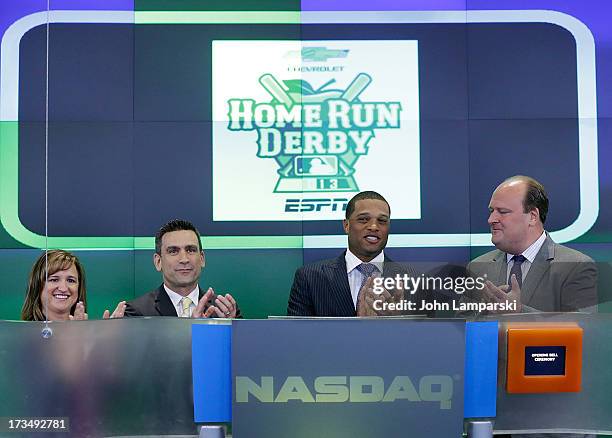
[467,235,597,312]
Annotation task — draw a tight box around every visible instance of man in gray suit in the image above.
[468,175,597,313]
[468,178,595,438]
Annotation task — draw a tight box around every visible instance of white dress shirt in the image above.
[345,249,384,308]
[505,231,547,284]
[164,285,200,317]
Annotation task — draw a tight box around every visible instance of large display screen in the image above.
[0,2,610,319]
[10,15,590,247]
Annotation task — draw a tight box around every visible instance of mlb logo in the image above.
[295,156,338,177]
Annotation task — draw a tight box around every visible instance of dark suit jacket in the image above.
[125,284,242,317]
[467,235,597,312]
[287,252,426,317]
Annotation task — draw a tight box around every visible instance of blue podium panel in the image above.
[232,319,465,438]
[464,321,498,418]
[192,324,232,422]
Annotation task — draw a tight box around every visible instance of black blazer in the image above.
[287,252,423,317]
[125,284,242,318]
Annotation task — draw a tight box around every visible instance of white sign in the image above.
[212,40,421,221]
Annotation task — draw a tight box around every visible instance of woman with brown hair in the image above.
[21,250,125,321]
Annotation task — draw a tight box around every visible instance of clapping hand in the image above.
[69,301,88,320]
[480,274,522,313]
[192,288,237,318]
[356,277,404,317]
[103,300,126,319]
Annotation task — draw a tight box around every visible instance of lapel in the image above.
[381,255,395,278]
[323,253,355,315]
[521,235,554,305]
[488,251,508,286]
[154,284,178,316]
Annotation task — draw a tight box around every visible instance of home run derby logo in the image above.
[227,73,402,193]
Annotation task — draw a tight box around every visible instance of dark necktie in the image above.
[357,263,378,289]
[508,255,526,289]
[355,263,378,309]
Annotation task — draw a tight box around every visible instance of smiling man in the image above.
[125,219,240,318]
[287,191,420,317]
[468,175,597,313]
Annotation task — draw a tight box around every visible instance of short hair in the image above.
[21,250,87,321]
[155,219,202,254]
[503,175,549,224]
[345,191,391,219]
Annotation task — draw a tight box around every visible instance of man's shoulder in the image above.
[296,255,344,274]
[466,239,594,265]
[127,288,159,305]
[466,248,503,279]
[124,287,163,316]
[551,241,594,263]
[469,248,503,264]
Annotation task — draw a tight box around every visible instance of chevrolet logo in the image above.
[286,47,349,62]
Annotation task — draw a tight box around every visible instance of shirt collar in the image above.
[506,231,547,264]
[163,284,200,307]
[345,249,385,273]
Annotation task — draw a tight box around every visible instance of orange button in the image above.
[506,323,582,393]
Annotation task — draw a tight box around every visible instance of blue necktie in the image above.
[508,255,526,289]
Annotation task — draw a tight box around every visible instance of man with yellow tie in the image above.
[125,219,240,318]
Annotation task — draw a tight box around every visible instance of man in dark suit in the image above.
[287,191,425,317]
[467,175,597,313]
[125,219,240,318]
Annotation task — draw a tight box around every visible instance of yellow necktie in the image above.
[181,297,192,318]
